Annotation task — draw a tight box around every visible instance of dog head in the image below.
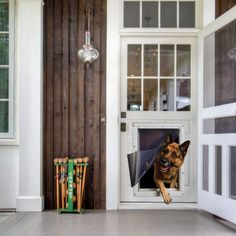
[159,134,190,173]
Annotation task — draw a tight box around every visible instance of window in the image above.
[127,43,191,111]
[123,0,196,29]
[0,0,14,138]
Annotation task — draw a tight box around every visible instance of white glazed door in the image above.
[198,7,236,224]
[120,36,197,204]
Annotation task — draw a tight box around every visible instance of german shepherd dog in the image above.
[154,135,190,204]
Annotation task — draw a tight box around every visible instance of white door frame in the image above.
[120,36,198,208]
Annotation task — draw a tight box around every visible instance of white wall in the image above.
[0,0,44,211]
[0,146,18,208]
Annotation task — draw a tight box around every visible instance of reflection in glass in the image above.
[144,45,158,76]
[176,79,191,111]
[161,1,177,28]
[203,19,236,108]
[179,1,195,28]
[128,45,141,77]
[124,1,140,28]
[160,79,174,111]
[144,79,158,111]
[160,45,174,76]
[127,79,141,111]
[215,146,222,195]
[0,68,8,99]
[0,2,9,31]
[0,33,9,65]
[142,1,158,28]
[177,45,191,77]
[203,117,236,134]
[203,145,209,191]
[0,101,8,133]
[230,146,236,200]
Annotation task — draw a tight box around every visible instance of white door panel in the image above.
[120,36,197,204]
[198,6,236,224]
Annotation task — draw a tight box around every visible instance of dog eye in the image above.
[164,149,169,154]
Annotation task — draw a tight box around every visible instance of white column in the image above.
[16,0,44,212]
[106,0,120,209]
[203,0,215,26]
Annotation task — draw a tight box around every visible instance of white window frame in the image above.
[121,0,202,30]
[0,0,15,139]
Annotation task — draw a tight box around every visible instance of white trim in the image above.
[106,0,121,210]
[119,202,198,210]
[16,196,44,212]
[16,0,44,212]
[199,6,236,38]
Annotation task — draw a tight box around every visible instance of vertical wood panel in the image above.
[216,0,236,17]
[77,0,85,157]
[53,0,63,157]
[99,0,107,210]
[44,0,106,209]
[62,0,69,156]
[43,0,54,210]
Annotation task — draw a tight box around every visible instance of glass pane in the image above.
[124,1,140,28]
[0,33,9,65]
[204,19,236,108]
[144,45,158,76]
[142,1,158,28]
[0,68,8,98]
[128,45,141,77]
[0,101,8,133]
[144,79,158,111]
[179,1,195,28]
[128,79,141,111]
[160,79,174,111]
[160,45,174,76]
[230,146,236,200]
[177,45,191,77]
[203,117,236,134]
[215,146,222,195]
[176,79,191,111]
[160,1,177,28]
[203,145,209,191]
[0,1,9,31]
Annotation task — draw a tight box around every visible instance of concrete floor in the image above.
[0,210,235,236]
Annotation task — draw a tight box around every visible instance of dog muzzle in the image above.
[159,158,171,173]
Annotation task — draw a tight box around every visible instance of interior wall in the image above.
[43,0,106,209]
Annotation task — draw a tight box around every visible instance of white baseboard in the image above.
[119,202,198,210]
[16,196,44,212]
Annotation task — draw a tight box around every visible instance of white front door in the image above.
[198,7,236,224]
[120,36,197,204]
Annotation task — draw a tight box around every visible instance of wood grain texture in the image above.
[215,0,236,17]
[43,0,106,209]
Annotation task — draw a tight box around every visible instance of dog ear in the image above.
[165,134,173,144]
[180,140,190,157]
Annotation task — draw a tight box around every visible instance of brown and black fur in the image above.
[154,135,190,204]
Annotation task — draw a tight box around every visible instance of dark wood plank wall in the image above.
[43,0,106,210]
[216,0,236,17]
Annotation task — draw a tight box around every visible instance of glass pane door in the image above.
[198,8,236,224]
